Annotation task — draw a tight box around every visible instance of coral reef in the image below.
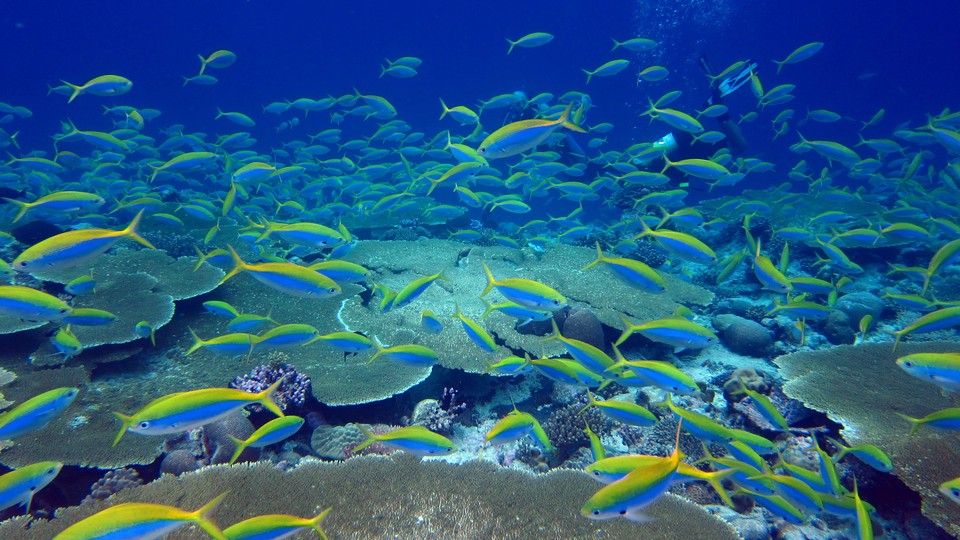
[1,456,741,539]
[80,468,142,506]
[229,358,311,412]
[561,307,605,351]
[775,341,960,537]
[407,387,467,435]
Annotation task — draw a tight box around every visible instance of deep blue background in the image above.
[2,1,958,168]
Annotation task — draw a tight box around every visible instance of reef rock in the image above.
[712,314,772,357]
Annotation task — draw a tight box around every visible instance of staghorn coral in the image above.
[775,341,960,537]
[2,456,741,539]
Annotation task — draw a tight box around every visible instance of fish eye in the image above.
[60,308,68,314]
[19,261,28,267]
[47,468,55,474]
[138,421,149,429]
[329,287,337,293]
[29,486,35,492]
[953,488,960,496]
[904,361,913,367]
[592,510,600,516]
[619,510,626,515]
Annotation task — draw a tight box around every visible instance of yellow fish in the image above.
[477,103,585,159]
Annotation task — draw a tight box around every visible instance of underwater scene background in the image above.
[0,0,959,538]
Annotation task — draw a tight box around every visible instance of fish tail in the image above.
[614,314,636,346]
[581,241,605,270]
[351,423,378,453]
[773,59,784,75]
[895,412,922,435]
[921,273,932,296]
[123,209,156,249]
[582,68,593,85]
[62,80,82,104]
[367,337,384,364]
[548,317,562,341]
[190,491,229,540]
[193,246,208,272]
[186,327,204,355]
[609,38,620,51]
[3,198,30,223]
[227,435,248,465]
[506,38,517,55]
[254,216,275,242]
[559,102,587,133]
[111,411,133,447]
[439,98,449,120]
[256,379,286,417]
[197,54,208,76]
[220,245,246,285]
[576,390,597,415]
[309,508,333,540]
[660,153,674,175]
[215,107,224,119]
[480,299,494,320]
[480,261,496,298]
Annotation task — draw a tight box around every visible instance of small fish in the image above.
[480,300,552,327]
[606,345,700,396]
[482,407,553,455]
[226,312,277,333]
[452,304,497,353]
[0,387,78,440]
[203,300,240,318]
[3,191,105,223]
[485,355,531,376]
[113,380,284,446]
[585,455,734,506]
[352,424,456,457]
[420,310,444,334]
[61,74,132,103]
[64,274,96,296]
[660,394,732,443]
[610,37,658,52]
[53,492,229,540]
[51,325,82,358]
[633,220,716,264]
[827,437,892,473]
[940,477,960,505]
[12,210,154,273]
[186,328,256,357]
[368,339,438,367]
[636,65,669,82]
[582,242,665,293]
[853,479,873,540]
[477,102,586,159]
[197,49,237,75]
[505,32,554,54]
[0,461,62,514]
[220,246,341,299]
[582,59,630,84]
[889,307,960,350]
[896,407,960,435]
[584,420,606,462]
[616,314,717,353]
[580,420,683,522]
[253,324,320,351]
[548,319,615,373]
[228,415,304,465]
[735,376,789,432]
[134,320,156,346]
[773,42,825,74]
[481,262,566,311]
[391,272,448,310]
[0,285,72,321]
[60,307,117,326]
[308,260,371,284]
[222,509,331,540]
[579,390,656,427]
[307,331,372,353]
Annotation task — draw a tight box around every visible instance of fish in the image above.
[940,477,960,505]
[889,307,960,350]
[203,300,240,318]
[896,352,960,392]
[659,394,732,443]
[0,461,62,514]
[582,59,630,84]
[633,220,716,264]
[579,390,656,427]
[481,262,566,311]
[584,420,606,462]
[113,380,284,445]
[735,376,789,432]
[896,407,960,435]
[220,245,341,299]
[643,99,704,134]
[307,331,372,353]
[12,210,154,273]
[452,304,497,353]
[134,320,156,346]
[352,424,456,457]
[61,307,117,326]
[853,479,873,540]
[228,415,304,464]
[582,242,666,293]
[253,324,321,350]
[420,310,444,334]
[616,314,717,352]
[226,312,277,333]
[222,509,331,540]
[0,387,78,440]
[480,300,552,327]
[391,271,448,309]
[0,285,72,321]
[637,65,669,82]
[64,273,97,296]
[482,407,553,455]
[61,74,132,103]
[53,492,229,540]
[505,32,554,54]
[585,455,734,506]
[477,102,586,159]
[198,49,237,75]
[4,191,105,223]
[547,319,615,373]
[51,325,82,358]
[216,108,255,127]
[580,420,683,522]
[605,345,700,396]
[438,100,480,126]
[610,37,658,52]
[368,339,438,367]
[827,437,892,473]
[186,328,257,357]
